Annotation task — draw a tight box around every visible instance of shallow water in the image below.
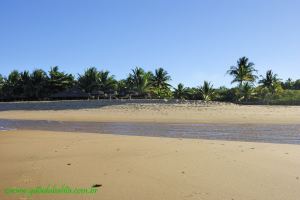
[1,119,300,144]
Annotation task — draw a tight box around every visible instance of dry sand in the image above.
[0,103,300,124]
[1,130,300,200]
[1,104,300,200]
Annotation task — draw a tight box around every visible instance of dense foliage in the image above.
[0,57,300,104]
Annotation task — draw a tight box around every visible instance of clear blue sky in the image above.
[0,0,299,87]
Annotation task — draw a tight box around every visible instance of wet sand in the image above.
[1,130,300,200]
[1,119,300,144]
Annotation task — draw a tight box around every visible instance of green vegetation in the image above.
[199,81,215,102]
[173,83,188,100]
[0,57,300,105]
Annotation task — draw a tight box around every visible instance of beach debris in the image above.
[92,184,102,188]
[67,163,71,166]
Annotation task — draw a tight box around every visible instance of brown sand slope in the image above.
[0,104,300,124]
[1,130,300,200]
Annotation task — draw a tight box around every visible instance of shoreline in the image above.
[1,119,300,145]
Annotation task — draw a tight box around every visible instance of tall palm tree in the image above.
[199,81,215,101]
[151,68,171,89]
[259,70,281,94]
[173,83,188,100]
[227,57,258,86]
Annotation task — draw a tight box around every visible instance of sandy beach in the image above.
[0,103,300,124]
[1,103,300,200]
[1,130,300,200]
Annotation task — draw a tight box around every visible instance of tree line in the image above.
[0,57,300,104]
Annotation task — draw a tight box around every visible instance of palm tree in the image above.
[98,70,117,93]
[259,70,281,94]
[173,83,188,100]
[282,78,294,90]
[5,70,22,98]
[127,67,152,96]
[150,68,172,99]
[227,57,258,86]
[30,69,48,99]
[78,67,100,93]
[116,79,128,97]
[151,68,171,89]
[199,81,215,101]
[239,82,254,102]
[49,66,74,93]
[20,70,33,98]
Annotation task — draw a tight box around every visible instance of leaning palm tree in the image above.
[227,57,258,86]
[199,81,215,101]
[173,83,188,100]
[259,70,281,94]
